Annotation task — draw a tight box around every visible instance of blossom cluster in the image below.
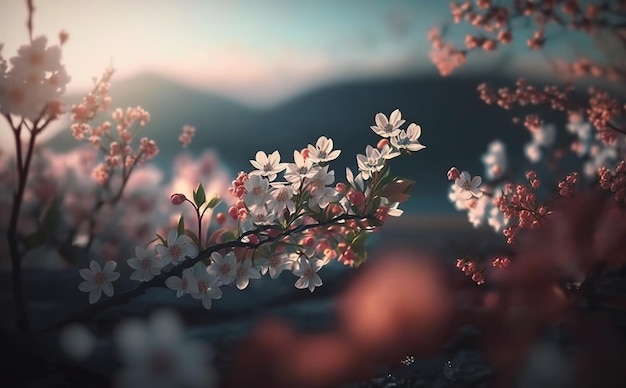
[70,69,158,184]
[77,109,424,309]
[60,309,216,387]
[436,1,626,289]
[0,35,70,121]
[430,0,626,78]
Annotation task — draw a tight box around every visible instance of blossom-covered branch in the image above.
[45,212,377,331]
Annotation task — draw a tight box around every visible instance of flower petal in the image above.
[389,109,401,124]
[79,268,94,281]
[294,277,308,289]
[103,260,117,274]
[79,280,96,292]
[102,281,114,297]
[89,287,102,304]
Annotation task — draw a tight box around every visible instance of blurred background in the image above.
[2,1,626,386]
[2,0,618,217]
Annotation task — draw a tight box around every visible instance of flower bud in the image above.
[228,206,239,219]
[170,193,186,205]
[447,167,461,181]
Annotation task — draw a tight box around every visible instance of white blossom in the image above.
[391,123,426,152]
[370,109,405,138]
[249,150,286,181]
[293,257,323,292]
[356,145,385,180]
[155,230,198,266]
[284,150,318,189]
[113,309,216,388]
[243,174,271,208]
[206,251,237,286]
[482,140,507,180]
[306,136,341,164]
[234,258,261,290]
[165,268,197,298]
[306,165,337,209]
[78,260,120,304]
[189,263,222,310]
[454,171,483,199]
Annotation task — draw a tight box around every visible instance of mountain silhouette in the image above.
[46,72,591,213]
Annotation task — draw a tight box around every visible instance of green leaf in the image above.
[206,196,221,209]
[380,178,414,203]
[350,232,369,267]
[177,215,185,237]
[193,183,206,207]
[155,233,167,246]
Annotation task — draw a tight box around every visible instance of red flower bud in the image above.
[447,167,461,181]
[170,193,186,205]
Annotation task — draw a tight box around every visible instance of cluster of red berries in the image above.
[558,172,580,198]
[491,256,511,269]
[456,258,485,285]
[496,171,547,244]
[599,160,626,203]
[227,171,249,220]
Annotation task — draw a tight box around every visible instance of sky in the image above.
[0,0,610,151]
[1,0,458,105]
[2,0,588,102]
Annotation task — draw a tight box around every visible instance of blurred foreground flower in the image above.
[223,249,453,388]
[114,309,216,388]
[78,260,120,304]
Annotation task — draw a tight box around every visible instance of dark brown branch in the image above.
[42,213,376,331]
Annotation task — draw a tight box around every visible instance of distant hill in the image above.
[45,72,594,213]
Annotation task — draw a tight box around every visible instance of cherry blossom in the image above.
[127,246,164,282]
[189,263,222,310]
[391,123,426,152]
[243,174,271,208]
[155,230,198,265]
[207,251,237,286]
[78,260,120,304]
[455,171,483,199]
[268,182,296,217]
[234,258,261,290]
[346,167,366,192]
[307,166,337,209]
[249,150,286,181]
[113,309,216,388]
[370,109,405,138]
[481,140,507,180]
[266,253,295,279]
[306,136,341,164]
[356,145,385,180]
[284,150,317,189]
[248,205,276,225]
[293,257,324,292]
[0,36,70,120]
[378,143,401,160]
[165,268,197,298]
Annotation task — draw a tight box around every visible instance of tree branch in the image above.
[42,213,376,331]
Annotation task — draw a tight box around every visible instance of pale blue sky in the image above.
[1,0,453,105]
[1,0,604,106]
[0,0,611,154]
